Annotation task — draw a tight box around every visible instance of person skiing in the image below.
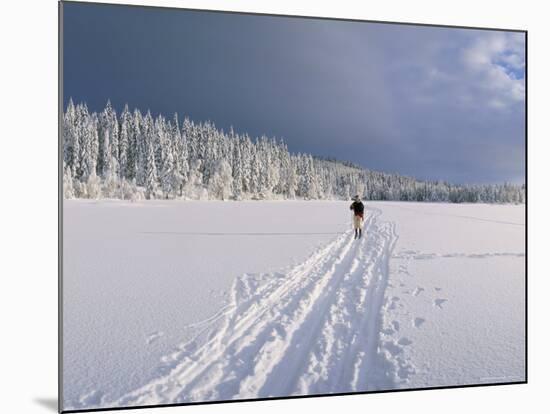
[349,195,365,239]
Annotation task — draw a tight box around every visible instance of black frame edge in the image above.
[524,30,529,383]
[58,1,64,413]
[59,0,527,33]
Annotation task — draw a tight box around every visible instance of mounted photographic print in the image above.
[59,1,527,412]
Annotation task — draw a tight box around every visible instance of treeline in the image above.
[62,100,525,203]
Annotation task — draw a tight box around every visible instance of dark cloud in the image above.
[63,3,525,184]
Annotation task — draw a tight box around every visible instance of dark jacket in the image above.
[350,201,364,216]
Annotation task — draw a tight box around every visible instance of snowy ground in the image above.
[62,200,525,410]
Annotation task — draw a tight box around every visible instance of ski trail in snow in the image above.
[107,208,399,407]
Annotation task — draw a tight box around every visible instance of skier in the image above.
[349,195,365,239]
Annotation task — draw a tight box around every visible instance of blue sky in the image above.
[62,2,525,184]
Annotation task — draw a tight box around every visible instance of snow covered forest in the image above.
[62,100,525,203]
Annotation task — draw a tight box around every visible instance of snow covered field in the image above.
[62,200,525,410]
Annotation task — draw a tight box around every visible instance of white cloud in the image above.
[461,32,525,109]
[463,33,507,68]
[500,52,525,70]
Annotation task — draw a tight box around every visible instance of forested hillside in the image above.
[62,100,525,203]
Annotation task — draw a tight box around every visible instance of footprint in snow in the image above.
[146,331,164,345]
[388,296,400,310]
[392,320,400,332]
[413,317,426,328]
[412,286,424,297]
[434,298,448,309]
[78,389,104,406]
[384,341,403,356]
[398,337,413,346]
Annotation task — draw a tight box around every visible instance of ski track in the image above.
[80,208,402,409]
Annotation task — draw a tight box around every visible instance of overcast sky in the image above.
[63,2,525,184]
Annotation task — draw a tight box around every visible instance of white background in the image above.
[0,0,546,413]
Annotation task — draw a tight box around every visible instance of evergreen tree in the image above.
[119,104,131,178]
[144,135,158,200]
[179,119,190,185]
[63,161,75,199]
[99,100,119,177]
[209,160,233,200]
[63,99,77,173]
[232,138,243,198]
[160,140,177,198]
[125,109,142,181]
[138,111,154,187]
[170,114,187,195]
